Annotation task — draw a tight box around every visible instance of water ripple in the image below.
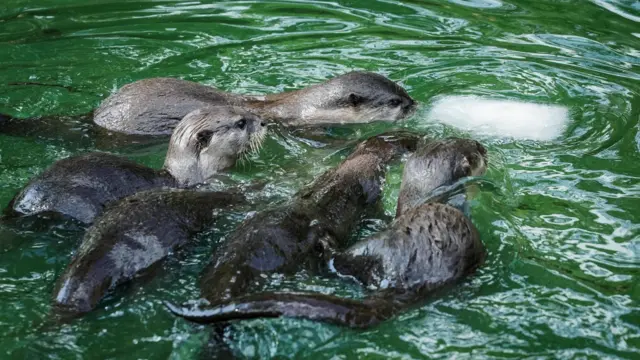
[0,0,639,359]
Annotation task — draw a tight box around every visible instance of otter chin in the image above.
[92,71,416,135]
[3,106,267,224]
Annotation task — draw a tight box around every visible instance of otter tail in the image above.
[165,292,397,329]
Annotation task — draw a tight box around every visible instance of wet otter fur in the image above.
[51,188,248,319]
[194,131,421,306]
[165,138,489,328]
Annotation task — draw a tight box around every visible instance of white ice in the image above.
[425,95,570,141]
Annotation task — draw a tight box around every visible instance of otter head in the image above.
[164,106,267,186]
[396,138,488,217]
[266,71,416,124]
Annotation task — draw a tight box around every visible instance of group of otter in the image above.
[2,72,489,352]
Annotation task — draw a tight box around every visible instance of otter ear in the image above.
[196,130,214,149]
[348,93,363,107]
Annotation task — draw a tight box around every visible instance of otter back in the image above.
[52,189,246,318]
[4,153,175,224]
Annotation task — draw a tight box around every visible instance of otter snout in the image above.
[402,97,418,117]
[246,114,268,154]
[51,275,101,318]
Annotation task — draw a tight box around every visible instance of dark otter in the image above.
[165,138,488,328]
[1,72,415,140]
[196,131,420,306]
[3,106,266,224]
[52,188,247,318]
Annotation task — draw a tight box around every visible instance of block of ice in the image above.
[426,96,570,141]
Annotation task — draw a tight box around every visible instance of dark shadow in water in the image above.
[0,112,170,152]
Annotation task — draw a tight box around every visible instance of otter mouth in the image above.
[401,100,418,119]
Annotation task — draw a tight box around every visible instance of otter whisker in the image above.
[357,107,377,122]
[248,131,266,156]
[237,151,248,167]
[254,134,262,151]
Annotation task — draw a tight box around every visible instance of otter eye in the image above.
[235,119,247,130]
[196,130,214,149]
[347,93,364,107]
[388,98,402,107]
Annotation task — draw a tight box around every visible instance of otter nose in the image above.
[260,121,267,127]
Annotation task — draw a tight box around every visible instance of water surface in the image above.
[0,0,639,359]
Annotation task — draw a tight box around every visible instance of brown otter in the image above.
[51,188,248,319]
[164,138,488,328]
[0,72,415,140]
[3,106,266,224]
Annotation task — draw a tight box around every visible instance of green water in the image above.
[1,0,639,358]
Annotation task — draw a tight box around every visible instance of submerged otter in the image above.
[3,106,266,224]
[155,131,418,358]
[1,72,415,140]
[51,188,247,318]
[165,138,488,328]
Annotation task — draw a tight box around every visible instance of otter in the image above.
[164,138,488,329]
[51,188,247,319]
[0,72,415,141]
[3,106,266,225]
[396,138,488,217]
[93,72,415,135]
[194,131,420,307]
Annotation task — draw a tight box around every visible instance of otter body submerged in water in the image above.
[166,138,488,328]
[195,132,420,305]
[51,188,247,318]
[3,106,266,224]
[1,72,415,139]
